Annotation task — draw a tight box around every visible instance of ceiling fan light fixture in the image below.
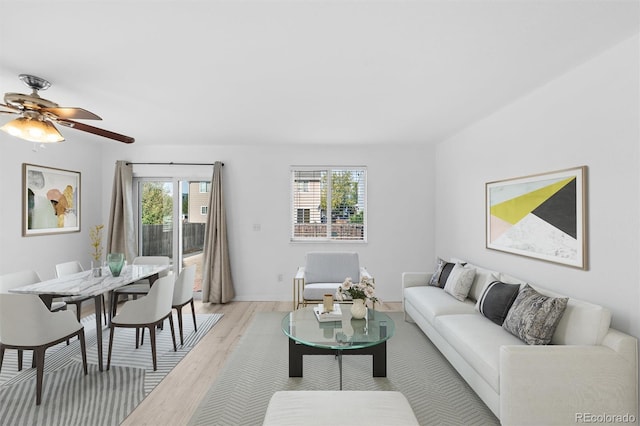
[1,115,64,143]
[2,74,134,144]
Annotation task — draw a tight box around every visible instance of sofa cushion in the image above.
[443,264,476,301]
[531,284,612,345]
[499,272,528,286]
[476,280,520,325]
[404,286,476,323]
[303,283,343,301]
[503,284,568,345]
[434,313,525,392]
[428,258,455,288]
[463,264,498,302]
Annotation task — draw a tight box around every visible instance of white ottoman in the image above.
[263,391,419,426]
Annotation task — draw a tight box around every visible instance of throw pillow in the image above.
[428,258,456,288]
[443,264,476,301]
[502,284,569,345]
[476,280,521,325]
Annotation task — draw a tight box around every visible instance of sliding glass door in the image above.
[135,178,210,292]
[139,180,175,260]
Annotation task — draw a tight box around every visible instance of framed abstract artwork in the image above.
[486,166,587,269]
[23,163,81,236]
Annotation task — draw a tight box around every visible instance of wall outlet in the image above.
[277,273,283,282]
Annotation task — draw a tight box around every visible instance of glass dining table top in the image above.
[281,306,395,351]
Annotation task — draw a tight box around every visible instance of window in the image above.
[297,208,310,224]
[291,167,366,241]
[201,206,208,215]
[199,182,210,193]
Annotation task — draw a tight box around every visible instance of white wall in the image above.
[1,139,434,302]
[92,142,434,303]
[434,35,640,339]
[0,138,104,279]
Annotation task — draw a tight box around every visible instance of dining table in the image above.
[9,263,169,371]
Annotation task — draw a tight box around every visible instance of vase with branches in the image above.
[89,224,104,276]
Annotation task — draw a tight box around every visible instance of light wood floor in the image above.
[102,300,402,425]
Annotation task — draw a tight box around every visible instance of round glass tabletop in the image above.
[281,305,395,351]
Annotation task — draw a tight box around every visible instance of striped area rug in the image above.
[189,311,499,426]
[0,312,223,426]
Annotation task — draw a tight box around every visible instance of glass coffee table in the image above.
[281,306,395,390]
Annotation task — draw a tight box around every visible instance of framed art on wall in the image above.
[23,163,81,236]
[486,166,587,269]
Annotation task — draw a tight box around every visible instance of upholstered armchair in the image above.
[293,252,374,310]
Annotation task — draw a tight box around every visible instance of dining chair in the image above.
[139,265,196,347]
[55,260,108,324]
[107,275,177,371]
[0,270,69,371]
[172,265,197,346]
[0,293,88,405]
[0,270,67,312]
[111,256,171,317]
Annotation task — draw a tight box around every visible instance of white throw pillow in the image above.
[443,264,476,301]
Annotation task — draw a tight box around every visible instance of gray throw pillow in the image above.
[477,280,520,325]
[443,264,476,301]
[502,284,568,345]
[428,258,455,288]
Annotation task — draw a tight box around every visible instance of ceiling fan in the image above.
[0,74,134,144]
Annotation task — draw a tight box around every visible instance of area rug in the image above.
[188,311,499,426]
[0,312,223,426]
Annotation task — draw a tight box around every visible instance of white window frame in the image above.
[290,166,367,243]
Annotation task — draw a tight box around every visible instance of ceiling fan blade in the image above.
[42,107,102,120]
[0,102,20,115]
[57,119,134,144]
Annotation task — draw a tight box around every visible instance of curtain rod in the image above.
[126,162,223,166]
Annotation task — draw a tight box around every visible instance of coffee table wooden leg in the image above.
[288,338,387,380]
[289,338,303,377]
[372,341,387,377]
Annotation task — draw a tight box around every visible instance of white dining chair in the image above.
[0,270,70,370]
[110,256,171,317]
[139,265,196,347]
[55,260,108,324]
[172,265,197,346]
[107,275,177,371]
[0,270,67,312]
[0,293,88,405]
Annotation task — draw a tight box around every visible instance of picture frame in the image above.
[486,166,587,269]
[23,163,81,236]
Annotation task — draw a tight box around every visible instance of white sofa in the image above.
[403,261,638,426]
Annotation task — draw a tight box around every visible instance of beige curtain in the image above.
[202,161,235,303]
[106,160,137,262]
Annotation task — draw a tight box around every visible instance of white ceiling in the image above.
[0,0,638,147]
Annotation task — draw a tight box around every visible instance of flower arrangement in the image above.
[89,224,104,262]
[336,276,378,305]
